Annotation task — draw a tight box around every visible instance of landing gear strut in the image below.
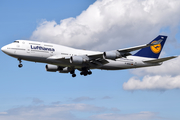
[18,58,23,68]
[70,70,76,77]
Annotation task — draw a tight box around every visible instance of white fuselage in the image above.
[1,40,161,70]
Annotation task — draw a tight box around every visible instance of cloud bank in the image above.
[123,75,180,91]
[123,56,180,91]
[0,104,107,120]
[91,111,159,120]
[31,0,180,51]
[0,104,160,120]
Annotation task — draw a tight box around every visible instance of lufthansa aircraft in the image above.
[1,35,177,77]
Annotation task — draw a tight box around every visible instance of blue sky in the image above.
[1,0,180,120]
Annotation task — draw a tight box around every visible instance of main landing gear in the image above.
[70,70,76,78]
[80,67,92,76]
[70,68,92,77]
[80,70,92,76]
[18,58,23,68]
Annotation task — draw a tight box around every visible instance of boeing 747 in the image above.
[1,35,177,77]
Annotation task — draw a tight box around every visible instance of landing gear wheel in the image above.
[88,71,92,75]
[72,74,76,77]
[18,64,23,68]
[80,72,83,75]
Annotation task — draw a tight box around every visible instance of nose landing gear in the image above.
[18,58,23,68]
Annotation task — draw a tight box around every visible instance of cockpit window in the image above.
[13,41,19,43]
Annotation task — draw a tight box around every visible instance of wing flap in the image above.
[87,53,103,59]
[89,58,109,67]
[143,56,177,63]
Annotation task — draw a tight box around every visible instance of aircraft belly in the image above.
[99,60,135,70]
[8,52,161,70]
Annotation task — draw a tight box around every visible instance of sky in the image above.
[0,0,180,120]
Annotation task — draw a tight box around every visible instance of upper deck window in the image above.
[13,41,19,43]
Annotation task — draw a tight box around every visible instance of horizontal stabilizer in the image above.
[143,56,177,63]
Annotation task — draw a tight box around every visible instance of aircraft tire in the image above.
[72,74,76,77]
[18,64,23,68]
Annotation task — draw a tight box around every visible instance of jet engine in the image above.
[46,64,72,73]
[70,56,89,64]
[45,64,62,72]
[103,51,122,60]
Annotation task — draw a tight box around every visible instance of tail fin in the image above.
[133,35,167,58]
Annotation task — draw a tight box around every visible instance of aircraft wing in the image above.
[85,39,163,60]
[143,56,177,63]
[117,40,162,53]
[47,53,108,66]
[47,39,163,63]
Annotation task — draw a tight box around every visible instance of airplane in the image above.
[1,35,177,77]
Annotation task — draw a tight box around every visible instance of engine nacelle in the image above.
[45,64,62,72]
[46,64,72,73]
[70,56,89,64]
[103,51,122,60]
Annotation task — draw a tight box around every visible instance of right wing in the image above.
[143,56,177,63]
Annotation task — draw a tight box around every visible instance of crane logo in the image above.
[150,41,162,54]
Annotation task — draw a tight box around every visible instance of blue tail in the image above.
[133,35,167,58]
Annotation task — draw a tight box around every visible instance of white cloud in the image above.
[0,104,108,120]
[131,56,180,76]
[51,101,61,105]
[0,104,161,120]
[30,0,180,51]
[123,57,180,91]
[102,96,112,99]
[91,111,159,120]
[32,98,44,104]
[123,56,180,91]
[72,96,95,102]
[123,75,180,91]
[0,112,7,115]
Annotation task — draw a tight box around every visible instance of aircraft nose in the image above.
[1,46,6,52]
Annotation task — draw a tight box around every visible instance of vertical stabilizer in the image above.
[133,35,167,58]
